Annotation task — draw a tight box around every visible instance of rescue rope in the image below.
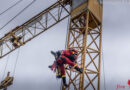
[102,38,107,90]
[12,47,21,76]
[59,16,70,90]
[65,16,70,49]
[0,0,36,31]
[0,0,23,16]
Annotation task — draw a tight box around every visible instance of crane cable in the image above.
[0,0,36,31]
[12,47,21,76]
[1,54,10,80]
[0,0,23,16]
[1,47,21,81]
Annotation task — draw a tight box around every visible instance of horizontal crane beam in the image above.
[0,0,70,59]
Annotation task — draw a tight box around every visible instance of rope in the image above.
[59,17,70,90]
[0,0,23,16]
[12,47,21,76]
[65,16,70,49]
[0,0,36,31]
[102,37,106,90]
[1,54,10,80]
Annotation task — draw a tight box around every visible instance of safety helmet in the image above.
[69,48,78,55]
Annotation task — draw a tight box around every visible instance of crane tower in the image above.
[63,0,103,90]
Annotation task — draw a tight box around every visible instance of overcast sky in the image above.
[0,0,130,90]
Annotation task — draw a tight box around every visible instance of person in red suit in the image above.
[128,80,130,87]
[49,48,83,87]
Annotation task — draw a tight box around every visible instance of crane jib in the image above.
[0,1,70,59]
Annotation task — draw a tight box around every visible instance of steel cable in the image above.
[12,47,20,76]
[0,0,23,16]
[1,54,10,80]
[0,0,36,31]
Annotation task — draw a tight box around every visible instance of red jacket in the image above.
[61,50,78,62]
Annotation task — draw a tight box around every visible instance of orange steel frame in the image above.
[63,9,102,90]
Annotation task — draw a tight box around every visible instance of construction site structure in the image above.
[63,0,103,90]
[0,0,103,90]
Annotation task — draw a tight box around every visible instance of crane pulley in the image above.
[9,31,24,48]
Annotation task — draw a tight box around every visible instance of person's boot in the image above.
[75,67,83,73]
[62,77,68,87]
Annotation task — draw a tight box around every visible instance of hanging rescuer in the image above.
[49,48,83,87]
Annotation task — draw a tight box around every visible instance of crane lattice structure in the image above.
[0,0,103,90]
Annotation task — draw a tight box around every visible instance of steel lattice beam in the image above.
[63,9,102,90]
